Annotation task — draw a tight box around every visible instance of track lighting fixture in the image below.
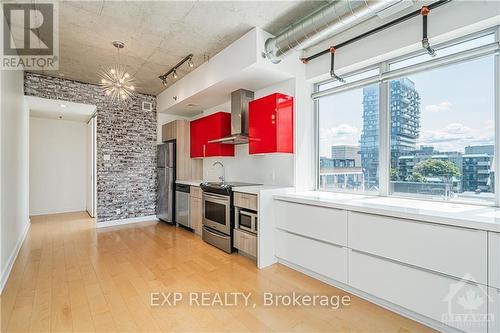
[158,53,194,87]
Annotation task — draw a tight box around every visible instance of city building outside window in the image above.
[315,31,498,206]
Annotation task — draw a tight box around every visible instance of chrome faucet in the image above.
[212,161,225,184]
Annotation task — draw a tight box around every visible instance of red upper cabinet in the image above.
[249,93,294,154]
[190,112,234,158]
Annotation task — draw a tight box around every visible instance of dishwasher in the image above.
[175,184,190,228]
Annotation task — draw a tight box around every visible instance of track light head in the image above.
[188,56,194,68]
[173,70,178,79]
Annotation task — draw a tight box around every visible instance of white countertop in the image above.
[274,191,500,233]
[232,185,292,195]
[175,179,203,187]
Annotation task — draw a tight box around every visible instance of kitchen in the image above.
[157,86,293,263]
[1,1,500,333]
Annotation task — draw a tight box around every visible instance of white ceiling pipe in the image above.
[264,0,401,63]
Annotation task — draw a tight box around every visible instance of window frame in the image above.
[314,27,500,206]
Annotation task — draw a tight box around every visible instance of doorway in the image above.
[26,96,97,218]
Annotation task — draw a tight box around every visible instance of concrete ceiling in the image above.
[31,0,328,96]
[26,96,96,122]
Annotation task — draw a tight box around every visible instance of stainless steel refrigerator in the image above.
[157,142,175,224]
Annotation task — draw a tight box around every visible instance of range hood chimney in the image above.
[208,89,254,145]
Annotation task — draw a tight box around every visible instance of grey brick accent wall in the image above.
[24,72,157,222]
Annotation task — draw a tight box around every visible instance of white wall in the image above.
[29,117,87,215]
[202,79,296,186]
[86,117,96,217]
[0,68,30,291]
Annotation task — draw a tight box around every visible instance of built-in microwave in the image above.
[235,207,258,234]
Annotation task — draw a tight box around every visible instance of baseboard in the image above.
[0,220,30,293]
[277,258,457,333]
[96,215,158,228]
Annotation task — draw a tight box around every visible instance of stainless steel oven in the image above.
[235,207,257,234]
[202,192,231,236]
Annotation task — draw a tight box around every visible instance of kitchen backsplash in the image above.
[203,145,294,186]
[24,73,157,222]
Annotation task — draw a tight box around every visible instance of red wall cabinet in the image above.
[190,112,234,158]
[249,93,294,154]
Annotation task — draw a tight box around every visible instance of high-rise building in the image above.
[361,78,421,188]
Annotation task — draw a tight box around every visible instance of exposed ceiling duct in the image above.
[264,0,412,63]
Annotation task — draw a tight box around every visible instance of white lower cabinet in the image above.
[489,232,500,290]
[489,287,499,333]
[275,200,347,246]
[349,212,488,284]
[349,250,487,333]
[275,229,348,283]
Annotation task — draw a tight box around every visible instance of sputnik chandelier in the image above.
[99,41,135,100]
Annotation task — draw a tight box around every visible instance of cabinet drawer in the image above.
[489,287,500,333]
[233,229,257,257]
[348,212,487,284]
[276,230,347,283]
[234,192,258,210]
[190,186,202,199]
[275,200,347,246]
[350,251,487,333]
[489,232,500,289]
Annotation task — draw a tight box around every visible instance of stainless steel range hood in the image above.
[208,89,254,145]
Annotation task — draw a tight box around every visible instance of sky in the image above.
[319,41,495,158]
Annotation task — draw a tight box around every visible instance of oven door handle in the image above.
[203,192,229,200]
[203,226,228,239]
[204,197,229,206]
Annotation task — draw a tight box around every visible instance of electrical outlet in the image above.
[116,208,121,215]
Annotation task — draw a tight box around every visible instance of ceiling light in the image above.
[60,104,67,108]
[98,41,136,101]
[158,53,194,87]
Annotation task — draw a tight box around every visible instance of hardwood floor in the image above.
[1,212,436,332]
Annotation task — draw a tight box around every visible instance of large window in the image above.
[390,56,495,204]
[318,84,379,193]
[315,31,499,205]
